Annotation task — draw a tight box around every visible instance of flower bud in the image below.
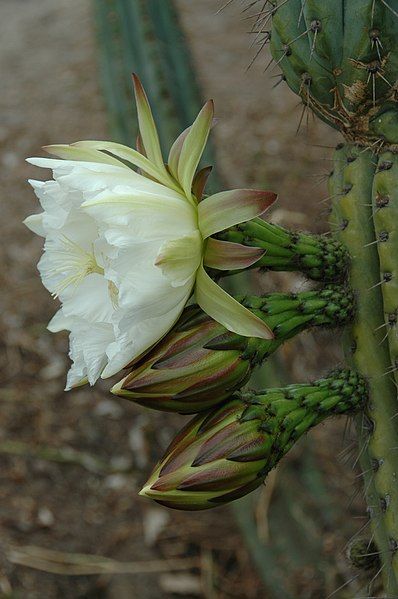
[139,370,367,510]
[112,286,354,413]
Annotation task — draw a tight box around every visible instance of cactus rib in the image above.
[372,152,398,389]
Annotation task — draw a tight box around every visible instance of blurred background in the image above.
[0,0,372,597]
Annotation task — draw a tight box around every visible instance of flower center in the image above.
[51,235,104,298]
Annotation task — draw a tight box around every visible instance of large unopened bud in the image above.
[112,286,354,413]
[139,370,367,510]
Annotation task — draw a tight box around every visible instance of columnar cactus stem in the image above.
[256,0,398,591]
[217,218,348,281]
[329,144,398,594]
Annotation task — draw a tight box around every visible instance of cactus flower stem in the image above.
[139,369,367,510]
[217,218,348,281]
[113,284,354,413]
[329,144,398,594]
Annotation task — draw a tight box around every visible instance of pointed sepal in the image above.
[198,189,277,239]
[132,73,165,170]
[195,264,274,339]
[204,238,265,270]
[177,100,214,199]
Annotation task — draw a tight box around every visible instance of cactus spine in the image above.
[260,0,398,593]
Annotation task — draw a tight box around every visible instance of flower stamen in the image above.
[49,235,104,298]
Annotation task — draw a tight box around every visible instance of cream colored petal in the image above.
[72,140,177,190]
[23,213,45,236]
[43,144,127,168]
[168,125,191,179]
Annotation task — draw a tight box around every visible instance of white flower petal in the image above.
[65,322,114,389]
[47,308,70,332]
[28,179,79,230]
[27,156,126,174]
[116,281,192,331]
[23,213,45,236]
[82,193,196,240]
[103,239,188,318]
[61,274,115,324]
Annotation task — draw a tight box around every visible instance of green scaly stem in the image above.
[217,219,348,281]
[329,144,398,594]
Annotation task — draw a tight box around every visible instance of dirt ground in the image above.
[0,1,368,598]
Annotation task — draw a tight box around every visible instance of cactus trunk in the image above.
[260,0,398,592]
[329,144,398,594]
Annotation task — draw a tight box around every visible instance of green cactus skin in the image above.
[113,285,354,413]
[217,218,348,281]
[268,0,398,146]
[329,143,398,595]
[139,369,367,510]
[372,152,398,387]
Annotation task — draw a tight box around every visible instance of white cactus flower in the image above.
[24,75,276,389]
